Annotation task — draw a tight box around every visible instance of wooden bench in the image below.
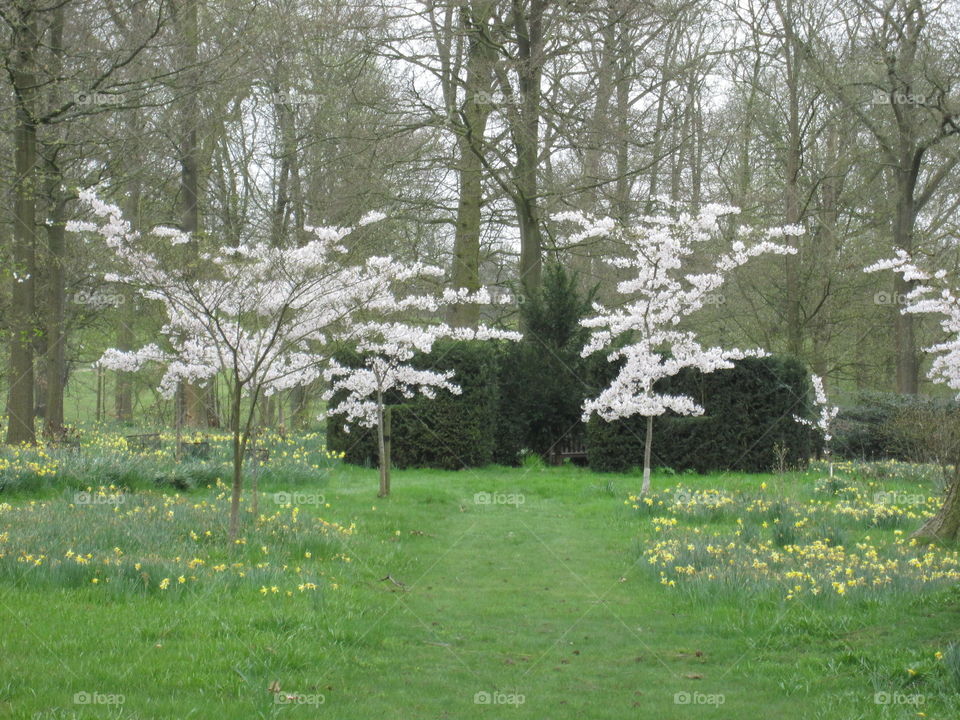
[549,434,588,466]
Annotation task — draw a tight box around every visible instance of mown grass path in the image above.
[316,469,955,719]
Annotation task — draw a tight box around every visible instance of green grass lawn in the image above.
[1,461,959,719]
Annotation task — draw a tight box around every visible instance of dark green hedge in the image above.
[326,339,499,470]
[586,356,814,473]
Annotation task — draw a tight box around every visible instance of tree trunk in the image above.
[913,462,960,543]
[512,0,546,304]
[376,392,390,497]
[782,74,803,358]
[642,415,653,495]
[447,12,494,329]
[613,30,632,225]
[95,365,105,423]
[115,295,135,423]
[176,0,207,425]
[229,383,245,541]
[42,192,67,439]
[5,6,40,445]
[114,110,146,423]
[40,6,67,440]
[290,385,309,430]
[577,12,616,284]
[893,167,919,394]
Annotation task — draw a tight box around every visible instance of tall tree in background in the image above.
[172,0,206,425]
[4,2,41,444]
[446,1,498,328]
[808,0,960,393]
[2,0,164,442]
[496,0,548,299]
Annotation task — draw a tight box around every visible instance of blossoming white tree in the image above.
[562,205,801,494]
[794,374,840,476]
[866,250,960,541]
[69,190,506,536]
[324,319,519,497]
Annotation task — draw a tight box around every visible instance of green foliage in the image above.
[494,263,595,464]
[833,392,960,462]
[326,340,500,470]
[586,356,813,473]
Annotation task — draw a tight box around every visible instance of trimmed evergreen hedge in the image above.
[326,339,500,470]
[327,328,822,474]
[585,356,814,473]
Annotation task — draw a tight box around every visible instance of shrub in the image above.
[494,263,595,465]
[586,355,813,473]
[832,392,960,464]
[326,339,500,470]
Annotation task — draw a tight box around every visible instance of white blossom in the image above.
[867,252,960,395]
[574,208,798,423]
[571,207,799,491]
[793,374,839,449]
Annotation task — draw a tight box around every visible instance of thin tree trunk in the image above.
[376,391,390,497]
[115,185,141,423]
[384,406,392,496]
[782,12,803,359]
[290,385,309,430]
[42,193,67,439]
[95,365,104,423]
[250,430,259,520]
[642,415,653,495]
[229,382,244,541]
